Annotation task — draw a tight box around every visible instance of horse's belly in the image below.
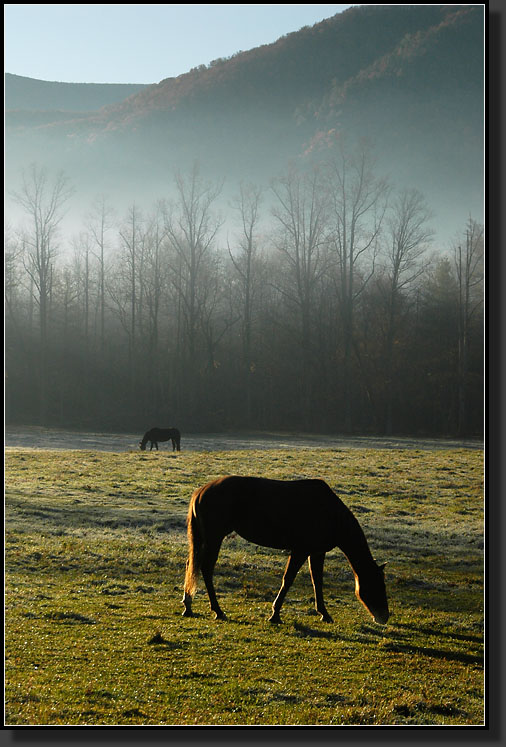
[233,518,332,553]
[234,524,292,551]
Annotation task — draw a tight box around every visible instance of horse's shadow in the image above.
[290,620,483,666]
[382,640,483,665]
[394,620,483,644]
[291,621,338,640]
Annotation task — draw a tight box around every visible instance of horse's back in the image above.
[197,474,338,502]
[147,427,179,439]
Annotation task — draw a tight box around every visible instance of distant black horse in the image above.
[140,427,181,451]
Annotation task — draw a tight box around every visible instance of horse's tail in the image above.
[184,492,202,597]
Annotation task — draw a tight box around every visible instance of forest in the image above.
[5,143,484,438]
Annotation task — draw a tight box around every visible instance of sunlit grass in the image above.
[5,447,484,725]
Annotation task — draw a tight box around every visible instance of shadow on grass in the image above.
[290,619,483,666]
[383,641,483,665]
[291,621,344,640]
[393,621,483,644]
[7,494,187,535]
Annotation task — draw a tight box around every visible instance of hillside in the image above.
[5,73,148,113]
[5,4,484,241]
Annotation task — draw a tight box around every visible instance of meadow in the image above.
[5,446,484,726]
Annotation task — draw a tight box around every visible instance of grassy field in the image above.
[5,446,484,726]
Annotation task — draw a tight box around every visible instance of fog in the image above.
[4,5,484,439]
[5,142,484,438]
[5,110,482,252]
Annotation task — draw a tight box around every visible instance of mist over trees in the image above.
[5,145,483,438]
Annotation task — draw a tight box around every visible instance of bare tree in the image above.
[117,203,145,401]
[86,195,115,353]
[5,223,26,420]
[327,142,390,431]
[271,165,330,423]
[11,164,74,420]
[199,252,238,381]
[228,182,264,423]
[163,164,223,416]
[138,205,170,415]
[71,232,93,350]
[382,188,434,433]
[454,218,484,436]
[141,206,168,358]
[4,222,23,330]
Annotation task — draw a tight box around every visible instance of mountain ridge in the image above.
[5,4,484,242]
[6,5,482,133]
[5,73,149,113]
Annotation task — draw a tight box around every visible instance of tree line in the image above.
[5,147,484,437]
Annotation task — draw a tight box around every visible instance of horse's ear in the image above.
[379,562,388,573]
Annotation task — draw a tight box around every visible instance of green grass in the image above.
[5,446,484,725]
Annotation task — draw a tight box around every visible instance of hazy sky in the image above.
[4,4,356,84]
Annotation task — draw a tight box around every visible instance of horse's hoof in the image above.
[214,611,227,620]
[321,615,333,623]
[182,609,194,617]
[268,615,282,624]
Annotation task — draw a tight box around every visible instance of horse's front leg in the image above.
[308,553,333,622]
[269,551,307,623]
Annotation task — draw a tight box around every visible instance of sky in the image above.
[4,4,356,84]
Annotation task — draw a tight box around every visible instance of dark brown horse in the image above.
[182,476,389,625]
[140,427,181,451]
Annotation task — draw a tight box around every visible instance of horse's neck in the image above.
[338,513,375,577]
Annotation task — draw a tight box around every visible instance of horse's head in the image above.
[139,440,146,451]
[354,562,389,625]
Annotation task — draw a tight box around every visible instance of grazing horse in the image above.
[139,427,181,452]
[182,476,389,625]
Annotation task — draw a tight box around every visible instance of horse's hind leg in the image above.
[200,539,226,620]
[182,560,194,617]
[308,553,333,622]
[269,551,307,623]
